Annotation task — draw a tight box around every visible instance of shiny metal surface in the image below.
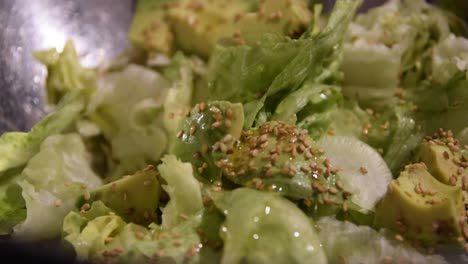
[0,0,135,133]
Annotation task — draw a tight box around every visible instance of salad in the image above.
[0,0,467,263]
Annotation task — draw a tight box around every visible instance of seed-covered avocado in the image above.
[78,165,161,225]
[170,101,244,183]
[375,163,466,245]
[167,0,312,58]
[219,121,352,216]
[128,0,174,54]
[416,129,468,204]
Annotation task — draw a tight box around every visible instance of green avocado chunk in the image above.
[79,166,161,225]
[375,163,465,244]
[220,121,351,216]
[170,101,244,183]
[416,130,468,205]
[167,0,312,58]
[128,0,175,54]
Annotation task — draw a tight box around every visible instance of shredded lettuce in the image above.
[11,134,102,240]
[158,155,203,229]
[0,92,84,175]
[207,0,361,129]
[63,201,203,263]
[87,64,170,173]
[33,41,96,105]
[317,216,448,264]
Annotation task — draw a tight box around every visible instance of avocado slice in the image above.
[375,163,465,244]
[79,165,161,225]
[416,132,468,204]
[128,0,174,54]
[170,101,244,183]
[167,0,312,58]
[220,121,351,217]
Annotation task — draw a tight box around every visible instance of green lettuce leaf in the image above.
[207,0,361,128]
[11,134,102,240]
[213,188,327,264]
[0,92,84,175]
[0,168,26,234]
[341,0,451,109]
[158,155,203,229]
[33,40,96,105]
[163,53,194,147]
[317,216,447,264]
[63,201,203,264]
[87,64,170,173]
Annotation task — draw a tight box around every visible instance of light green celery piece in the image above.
[33,40,96,105]
[63,201,203,264]
[88,64,170,173]
[158,155,203,229]
[0,92,84,175]
[214,188,327,264]
[317,216,447,264]
[11,134,102,241]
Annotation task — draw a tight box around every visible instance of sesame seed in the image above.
[225,108,233,118]
[212,121,222,128]
[219,143,228,153]
[189,125,197,136]
[449,175,458,185]
[250,149,259,157]
[201,144,209,153]
[135,231,145,240]
[395,234,404,241]
[55,199,62,208]
[84,191,91,201]
[225,119,232,128]
[199,102,206,111]
[179,213,189,220]
[81,203,91,211]
[443,151,450,160]
[336,180,344,190]
[223,134,233,143]
[328,187,338,194]
[342,202,348,212]
[360,166,368,174]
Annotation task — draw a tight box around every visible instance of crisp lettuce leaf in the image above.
[0,168,26,235]
[317,216,447,264]
[214,188,327,264]
[207,0,361,128]
[33,41,96,105]
[87,64,170,173]
[163,53,194,146]
[0,92,84,175]
[158,155,203,229]
[11,134,102,241]
[342,0,451,109]
[63,201,203,264]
